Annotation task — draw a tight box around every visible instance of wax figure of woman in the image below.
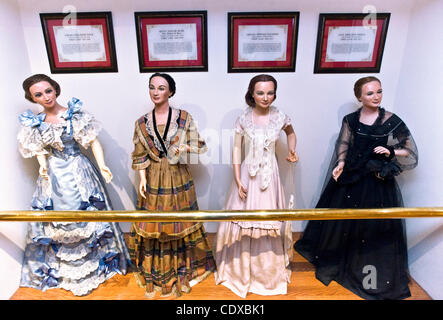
[214,74,299,298]
[128,73,215,298]
[294,76,418,300]
[18,74,130,296]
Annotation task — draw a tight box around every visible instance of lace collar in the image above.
[144,106,180,154]
[242,106,286,140]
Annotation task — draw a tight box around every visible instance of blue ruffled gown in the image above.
[17,98,130,296]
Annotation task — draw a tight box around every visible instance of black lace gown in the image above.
[294,107,418,300]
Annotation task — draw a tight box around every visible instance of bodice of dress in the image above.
[335,108,418,184]
[18,98,105,210]
[47,126,81,160]
[144,107,180,156]
[18,98,101,159]
[235,106,291,190]
[131,107,207,170]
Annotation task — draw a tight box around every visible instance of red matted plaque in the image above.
[314,13,390,73]
[135,11,208,72]
[40,12,118,73]
[228,12,299,73]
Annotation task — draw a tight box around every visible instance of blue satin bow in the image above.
[35,263,60,289]
[89,227,113,249]
[31,197,54,211]
[79,190,106,211]
[19,110,46,127]
[62,97,82,134]
[32,234,59,253]
[98,252,120,275]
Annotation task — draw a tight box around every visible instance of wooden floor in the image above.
[10,233,431,300]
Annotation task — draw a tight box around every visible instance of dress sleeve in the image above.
[335,116,353,165]
[187,114,207,154]
[389,119,418,171]
[72,110,102,149]
[234,116,244,135]
[282,113,292,130]
[131,121,151,170]
[17,125,48,158]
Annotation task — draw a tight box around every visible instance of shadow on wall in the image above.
[408,223,443,265]
[181,103,211,207]
[82,129,137,211]
[0,232,24,265]
[300,102,356,229]
[17,149,40,192]
[207,107,244,210]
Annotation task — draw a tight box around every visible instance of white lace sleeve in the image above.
[234,116,244,135]
[71,110,102,149]
[17,125,48,158]
[282,112,292,130]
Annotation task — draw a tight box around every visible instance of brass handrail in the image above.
[0,207,442,222]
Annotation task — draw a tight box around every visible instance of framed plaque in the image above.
[134,11,208,72]
[228,12,299,73]
[314,13,390,73]
[40,12,118,73]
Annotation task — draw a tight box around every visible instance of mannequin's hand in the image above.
[286,150,299,163]
[236,180,247,201]
[332,162,345,181]
[373,146,391,157]
[39,165,49,180]
[174,144,191,155]
[139,177,147,199]
[99,165,113,183]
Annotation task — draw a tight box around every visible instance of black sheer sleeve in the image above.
[388,117,419,171]
[318,115,354,194]
[335,116,353,166]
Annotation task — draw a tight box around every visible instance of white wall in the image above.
[394,0,443,300]
[16,0,418,234]
[0,0,33,300]
[1,0,441,299]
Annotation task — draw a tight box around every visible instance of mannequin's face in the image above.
[149,76,171,105]
[29,81,57,109]
[359,81,383,109]
[252,81,275,109]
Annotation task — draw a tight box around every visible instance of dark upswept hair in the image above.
[354,76,381,99]
[149,72,176,97]
[22,74,61,103]
[245,74,277,107]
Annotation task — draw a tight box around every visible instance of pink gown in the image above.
[214,106,293,298]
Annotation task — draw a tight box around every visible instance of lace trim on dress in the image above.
[17,99,101,155]
[145,107,180,154]
[71,110,102,149]
[55,242,92,261]
[56,257,101,280]
[43,223,98,244]
[232,221,283,231]
[46,242,120,280]
[17,126,49,158]
[58,272,112,296]
[239,106,289,190]
[39,122,65,152]
[54,226,114,261]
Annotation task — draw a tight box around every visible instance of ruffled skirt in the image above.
[128,159,215,298]
[215,160,293,298]
[20,153,130,296]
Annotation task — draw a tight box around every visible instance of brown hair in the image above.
[22,74,61,103]
[353,76,381,99]
[149,72,176,97]
[245,74,277,107]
